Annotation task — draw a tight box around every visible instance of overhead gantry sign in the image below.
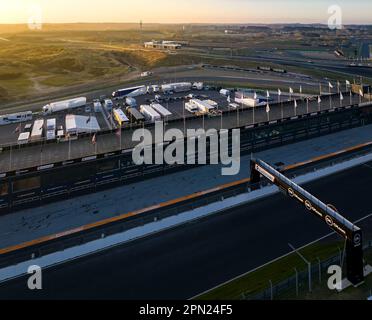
[250,158,364,286]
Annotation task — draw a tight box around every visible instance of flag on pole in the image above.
[289,87,294,94]
[266,103,270,114]
[13,124,21,134]
[340,92,344,101]
[92,133,97,145]
[329,82,334,89]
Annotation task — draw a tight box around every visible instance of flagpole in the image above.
[318,97,321,112]
[281,100,283,120]
[183,101,186,135]
[68,136,71,160]
[306,98,309,114]
[220,110,223,130]
[120,125,122,150]
[9,144,12,171]
[95,134,97,155]
[237,103,240,127]
[278,89,283,120]
[253,105,255,125]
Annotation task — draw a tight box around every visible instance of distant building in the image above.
[144,40,182,50]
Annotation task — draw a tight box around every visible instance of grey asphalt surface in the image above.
[0,160,371,300]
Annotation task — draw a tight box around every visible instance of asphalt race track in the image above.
[0,161,371,300]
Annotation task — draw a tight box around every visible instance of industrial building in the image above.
[144,40,182,50]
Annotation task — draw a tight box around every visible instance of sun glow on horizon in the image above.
[0,0,372,25]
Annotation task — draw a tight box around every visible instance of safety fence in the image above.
[244,238,372,301]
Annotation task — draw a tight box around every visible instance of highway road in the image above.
[0,161,371,300]
[0,66,321,115]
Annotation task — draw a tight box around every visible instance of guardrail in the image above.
[0,140,370,269]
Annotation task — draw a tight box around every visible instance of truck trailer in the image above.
[112,86,147,99]
[150,103,172,118]
[42,97,87,115]
[113,108,130,127]
[126,107,145,123]
[140,105,161,122]
[161,82,192,93]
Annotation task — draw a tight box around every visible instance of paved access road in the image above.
[0,161,371,300]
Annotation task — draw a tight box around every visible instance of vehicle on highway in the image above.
[112,86,147,99]
[42,97,87,115]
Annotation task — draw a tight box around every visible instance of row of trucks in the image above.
[112,82,204,99]
[41,81,205,117]
[110,103,173,127]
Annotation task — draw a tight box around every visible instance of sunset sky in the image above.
[0,0,371,24]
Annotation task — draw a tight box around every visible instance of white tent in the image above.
[65,114,100,135]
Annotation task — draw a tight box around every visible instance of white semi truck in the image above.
[161,82,192,93]
[42,97,87,115]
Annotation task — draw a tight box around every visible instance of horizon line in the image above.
[1,22,372,26]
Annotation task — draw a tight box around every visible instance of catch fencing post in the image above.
[289,243,312,293]
[269,280,273,300]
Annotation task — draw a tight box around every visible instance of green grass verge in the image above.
[195,240,343,300]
